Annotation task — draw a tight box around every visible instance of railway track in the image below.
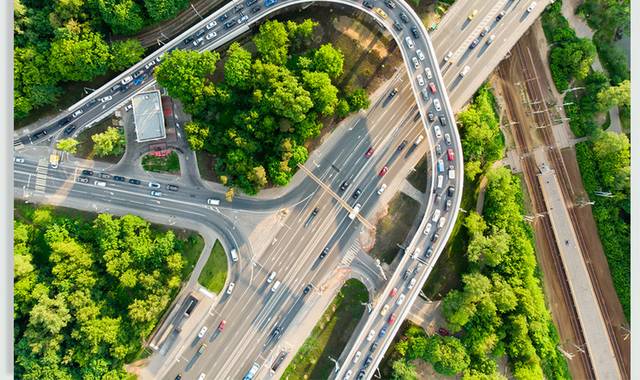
[497,58,595,379]
[512,37,629,379]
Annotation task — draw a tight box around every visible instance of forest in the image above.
[387,168,569,380]
[14,0,190,119]
[155,19,369,194]
[14,207,194,379]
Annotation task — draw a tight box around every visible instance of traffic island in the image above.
[197,240,228,294]
[142,150,181,174]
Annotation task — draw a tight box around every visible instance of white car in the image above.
[444,51,453,62]
[226,282,235,294]
[408,278,416,290]
[377,184,387,195]
[433,98,442,111]
[198,374,206,380]
[425,67,432,79]
[197,326,208,338]
[14,157,25,163]
[366,329,376,341]
[460,65,470,77]
[352,351,362,364]
[527,1,537,12]
[411,56,420,69]
[380,304,390,316]
[434,125,442,139]
[148,182,161,189]
[72,109,83,118]
[193,37,204,46]
[423,222,432,235]
[416,74,425,86]
[396,294,406,306]
[344,370,353,380]
[206,32,217,40]
[487,34,496,45]
[416,49,425,61]
[99,95,112,103]
[206,20,217,29]
[124,104,133,111]
[404,36,414,49]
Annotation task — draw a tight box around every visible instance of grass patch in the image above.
[282,279,368,380]
[421,179,475,299]
[197,240,228,294]
[142,151,180,174]
[371,193,421,264]
[176,233,205,281]
[407,154,429,192]
[75,118,125,163]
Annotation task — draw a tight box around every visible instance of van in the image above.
[207,198,221,206]
[267,271,276,284]
[349,203,362,220]
[431,209,441,223]
[437,175,444,189]
[271,280,281,292]
[230,248,238,262]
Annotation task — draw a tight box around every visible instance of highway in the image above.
[11,0,556,379]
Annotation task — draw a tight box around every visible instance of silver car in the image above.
[412,56,420,69]
[433,98,442,111]
[416,49,425,61]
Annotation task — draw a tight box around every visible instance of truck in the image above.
[49,153,60,169]
[348,203,362,220]
[243,362,260,380]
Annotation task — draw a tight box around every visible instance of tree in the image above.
[155,49,219,114]
[347,88,370,111]
[224,42,253,89]
[144,0,189,22]
[597,79,630,110]
[313,44,344,79]
[49,28,111,82]
[549,38,596,90]
[391,360,418,380]
[109,39,145,71]
[336,98,350,118]
[286,19,317,49]
[225,187,235,202]
[302,71,339,116]
[97,0,145,35]
[14,47,60,119]
[183,121,210,151]
[425,336,470,376]
[591,130,630,192]
[247,166,268,189]
[56,138,79,154]
[92,127,125,157]
[253,20,290,65]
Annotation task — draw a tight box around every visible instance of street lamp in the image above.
[328,356,340,373]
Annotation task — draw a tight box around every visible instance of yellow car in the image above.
[468,9,478,20]
[373,7,388,19]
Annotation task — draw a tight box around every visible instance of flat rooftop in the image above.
[132,91,166,143]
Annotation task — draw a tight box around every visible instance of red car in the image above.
[389,287,398,297]
[217,320,226,332]
[438,327,450,336]
[365,147,374,158]
[429,82,437,94]
[447,148,455,161]
[388,313,397,325]
[379,166,389,177]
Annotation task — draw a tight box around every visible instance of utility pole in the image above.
[328,356,340,374]
[190,3,203,19]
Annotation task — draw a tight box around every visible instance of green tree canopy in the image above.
[590,129,630,192]
[224,42,253,90]
[253,20,290,65]
[109,39,146,71]
[597,79,630,110]
[91,127,125,157]
[56,138,79,154]
[313,43,344,79]
[49,27,111,82]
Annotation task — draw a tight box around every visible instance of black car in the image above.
[167,184,179,191]
[175,375,182,380]
[439,115,447,126]
[234,4,244,12]
[496,10,505,21]
[352,188,362,199]
[357,370,366,380]
[384,0,396,9]
[389,87,398,98]
[303,285,312,295]
[33,130,48,140]
[251,5,261,12]
[63,125,76,136]
[362,0,373,9]
[246,0,258,5]
[399,12,409,23]
[397,140,408,151]
[311,207,319,216]
[100,173,111,179]
[402,269,410,280]
[424,247,433,258]
[393,21,403,31]
[431,233,439,242]
[447,185,455,197]
[224,20,235,29]
[81,169,94,176]
[77,176,89,183]
[340,181,350,191]
[427,112,435,122]
[84,98,98,109]
[129,178,142,185]
[480,26,490,37]
[469,38,479,49]
[219,13,229,22]
[369,342,379,352]
[57,116,72,126]
[363,355,373,368]
[411,26,419,39]
[183,36,194,45]
[319,246,330,260]
[195,29,206,38]
[113,175,126,182]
